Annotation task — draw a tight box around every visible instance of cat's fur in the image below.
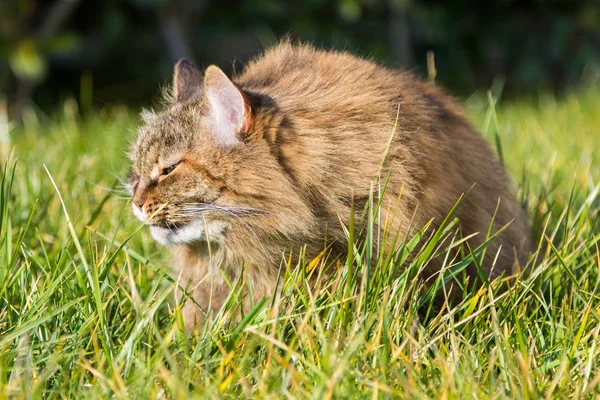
[129,42,530,328]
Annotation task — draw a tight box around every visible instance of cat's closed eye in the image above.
[161,162,180,177]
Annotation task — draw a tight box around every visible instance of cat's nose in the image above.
[132,189,146,210]
[133,199,145,210]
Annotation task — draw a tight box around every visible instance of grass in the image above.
[0,86,599,398]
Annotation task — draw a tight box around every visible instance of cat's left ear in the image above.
[204,65,252,147]
[173,59,203,102]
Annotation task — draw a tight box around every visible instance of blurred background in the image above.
[1,0,600,118]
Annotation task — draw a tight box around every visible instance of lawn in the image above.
[0,86,599,398]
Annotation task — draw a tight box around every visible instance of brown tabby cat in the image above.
[129,42,530,328]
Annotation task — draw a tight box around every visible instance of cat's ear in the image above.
[173,59,203,102]
[204,65,252,147]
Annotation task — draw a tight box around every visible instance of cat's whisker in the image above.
[181,204,277,217]
[172,208,271,260]
[103,169,131,189]
[93,185,131,195]
[179,210,266,219]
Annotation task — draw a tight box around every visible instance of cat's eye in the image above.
[161,162,180,177]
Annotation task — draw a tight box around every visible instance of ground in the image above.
[0,86,599,398]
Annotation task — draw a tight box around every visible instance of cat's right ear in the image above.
[173,59,203,102]
[204,65,252,147]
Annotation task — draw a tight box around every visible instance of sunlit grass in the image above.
[0,87,599,398]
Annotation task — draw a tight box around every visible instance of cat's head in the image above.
[128,60,298,247]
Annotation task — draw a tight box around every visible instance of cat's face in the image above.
[128,61,265,246]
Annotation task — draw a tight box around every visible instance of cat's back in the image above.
[236,42,462,146]
[237,42,401,111]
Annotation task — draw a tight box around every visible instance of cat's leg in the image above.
[176,259,278,329]
[177,280,230,330]
[171,245,235,330]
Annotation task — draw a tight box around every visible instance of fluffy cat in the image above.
[128,42,530,328]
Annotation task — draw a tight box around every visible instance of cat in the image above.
[128,42,531,329]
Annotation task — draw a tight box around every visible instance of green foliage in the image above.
[0,2,81,83]
[1,0,600,110]
[0,87,599,397]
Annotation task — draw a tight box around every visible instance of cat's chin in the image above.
[149,220,223,246]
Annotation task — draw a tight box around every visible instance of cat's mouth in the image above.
[147,219,224,246]
[132,203,224,246]
[146,220,185,230]
[148,221,202,246]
